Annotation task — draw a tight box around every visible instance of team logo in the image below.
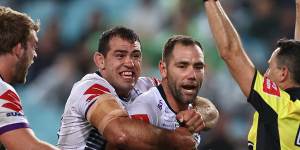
[130,114,150,123]
[157,100,163,110]
[0,90,22,112]
[263,77,280,96]
[84,84,110,102]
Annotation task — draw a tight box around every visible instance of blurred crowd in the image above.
[0,0,296,149]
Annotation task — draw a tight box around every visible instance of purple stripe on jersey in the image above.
[0,123,29,135]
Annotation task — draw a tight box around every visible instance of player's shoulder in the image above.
[135,86,160,103]
[0,80,17,93]
[135,76,160,92]
[0,80,22,113]
[0,80,19,100]
[74,73,115,94]
[137,77,160,86]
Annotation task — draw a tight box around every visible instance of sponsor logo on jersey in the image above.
[6,112,24,117]
[84,84,110,102]
[130,114,150,123]
[0,90,22,112]
[263,77,280,96]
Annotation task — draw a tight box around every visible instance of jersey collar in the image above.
[95,71,102,77]
[156,84,177,114]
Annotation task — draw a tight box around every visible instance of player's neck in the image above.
[0,58,13,83]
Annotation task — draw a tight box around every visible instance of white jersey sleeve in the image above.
[75,79,115,118]
[58,73,121,149]
[0,79,29,135]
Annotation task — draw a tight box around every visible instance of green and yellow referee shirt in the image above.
[248,71,300,150]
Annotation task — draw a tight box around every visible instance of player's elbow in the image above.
[102,118,132,148]
[205,108,219,130]
[109,132,130,147]
[218,44,242,61]
[217,38,241,59]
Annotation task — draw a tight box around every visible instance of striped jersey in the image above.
[0,78,29,136]
[247,71,300,150]
[126,85,201,147]
[57,71,157,150]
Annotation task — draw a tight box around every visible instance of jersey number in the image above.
[296,125,300,147]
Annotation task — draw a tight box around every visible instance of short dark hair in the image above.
[162,35,203,64]
[276,39,300,84]
[98,26,140,56]
[0,6,39,54]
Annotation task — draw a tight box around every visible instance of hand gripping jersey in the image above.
[0,78,29,135]
[57,72,157,150]
[247,71,300,150]
[126,85,201,147]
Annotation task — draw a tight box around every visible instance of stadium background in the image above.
[0,0,296,149]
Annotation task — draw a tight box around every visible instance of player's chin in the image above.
[119,81,135,90]
[182,94,197,103]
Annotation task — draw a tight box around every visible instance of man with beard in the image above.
[58,27,219,150]
[204,0,300,149]
[127,35,213,149]
[0,6,58,149]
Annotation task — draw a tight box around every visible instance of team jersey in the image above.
[0,78,29,135]
[247,71,300,150]
[126,85,201,147]
[57,71,157,150]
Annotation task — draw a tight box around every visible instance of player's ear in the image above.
[159,60,167,79]
[94,52,105,70]
[11,43,24,59]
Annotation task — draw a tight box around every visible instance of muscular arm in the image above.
[176,96,219,132]
[193,96,219,130]
[295,0,300,40]
[0,128,58,150]
[87,94,195,150]
[204,0,255,97]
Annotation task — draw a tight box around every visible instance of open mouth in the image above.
[120,71,135,80]
[181,84,198,94]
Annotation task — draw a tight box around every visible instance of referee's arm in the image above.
[204,0,255,97]
[295,0,300,40]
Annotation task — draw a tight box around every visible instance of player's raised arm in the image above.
[203,0,255,97]
[295,0,300,40]
[87,94,196,150]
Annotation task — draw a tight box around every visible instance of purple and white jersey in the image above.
[0,78,29,135]
[127,85,201,146]
[57,72,157,150]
